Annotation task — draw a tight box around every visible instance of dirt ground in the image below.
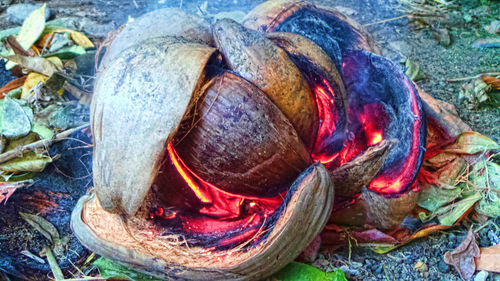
[1,0,499,280]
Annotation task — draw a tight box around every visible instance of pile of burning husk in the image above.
[0,1,499,280]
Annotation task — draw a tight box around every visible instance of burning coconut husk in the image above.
[70,0,430,279]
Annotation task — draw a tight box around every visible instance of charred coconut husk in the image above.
[72,0,428,279]
[72,33,334,280]
[243,0,380,67]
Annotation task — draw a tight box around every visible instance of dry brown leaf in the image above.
[3,55,61,77]
[5,35,36,57]
[0,76,27,98]
[444,229,480,279]
[482,75,500,90]
[476,244,500,273]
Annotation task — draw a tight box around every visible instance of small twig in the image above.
[446,72,500,82]
[363,14,411,27]
[0,124,89,164]
[132,0,139,9]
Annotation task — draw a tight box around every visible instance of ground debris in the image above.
[444,229,480,279]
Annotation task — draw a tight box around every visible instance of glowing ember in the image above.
[368,80,423,194]
[151,142,283,248]
[370,133,382,146]
[311,79,340,166]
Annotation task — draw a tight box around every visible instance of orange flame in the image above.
[167,142,211,203]
[370,132,383,146]
[312,79,339,165]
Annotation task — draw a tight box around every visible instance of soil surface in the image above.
[1,0,499,280]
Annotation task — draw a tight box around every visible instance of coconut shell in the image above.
[175,72,311,197]
[267,32,349,155]
[329,139,393,198]
[71,163,334,281]
[99,8,213,70]
[243,0,380,66]
[91,37,215,215]
[329,187,418,229]
[212,19,318,149]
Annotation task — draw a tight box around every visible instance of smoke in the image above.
[89,0,262,31]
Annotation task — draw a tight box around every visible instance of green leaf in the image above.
[437,193,482,225]
[32,123,54,140]
[272,262,347,281]
[1,96,33,139]
[19,212,60,243]
[43,45,86,60]
[5,132,39,151]
[93,258,162,281]
[16,4,47,50]
[369,245,397,254]
[444,132,500,155]
[0,152,52,173]
[5,4,46,69]
[472,160,500,217]
[402,58,425,81]
[45,246,64,281]
[418,185,462,212]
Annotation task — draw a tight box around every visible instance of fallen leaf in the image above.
[32,123,54,140]
[437,192,482,225]
[1,95,33,138]
[471,160,500,217]
[0,181,26,204]
[0,76,27,98]
[402,58,425,81]
[353,229,399,244]
[21,72,49,98]
[444,229,480,280]
[482,75,500,90]
[369,245,397,254]
[44,246,64,281]
[272,262,347,281]
[46,56,63,69]
[0,152,52,173]
[5,4,46,69]
[423,152,467,186]
[19,211,60,243]
[3,55,61,76]
[43,45,86,60]
[47,32,72,53]
[93,257,162,281]
[15,4,47,50]
[476,244,500,273]
[459,76,500,109]
[443,132,500,155]
[50,28,94,48]
[418,185,462,212]
[4,35,36,57]
[408,224,452,241]
[5,132,39,150]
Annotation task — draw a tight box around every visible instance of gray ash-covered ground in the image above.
[1,0,499,280]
